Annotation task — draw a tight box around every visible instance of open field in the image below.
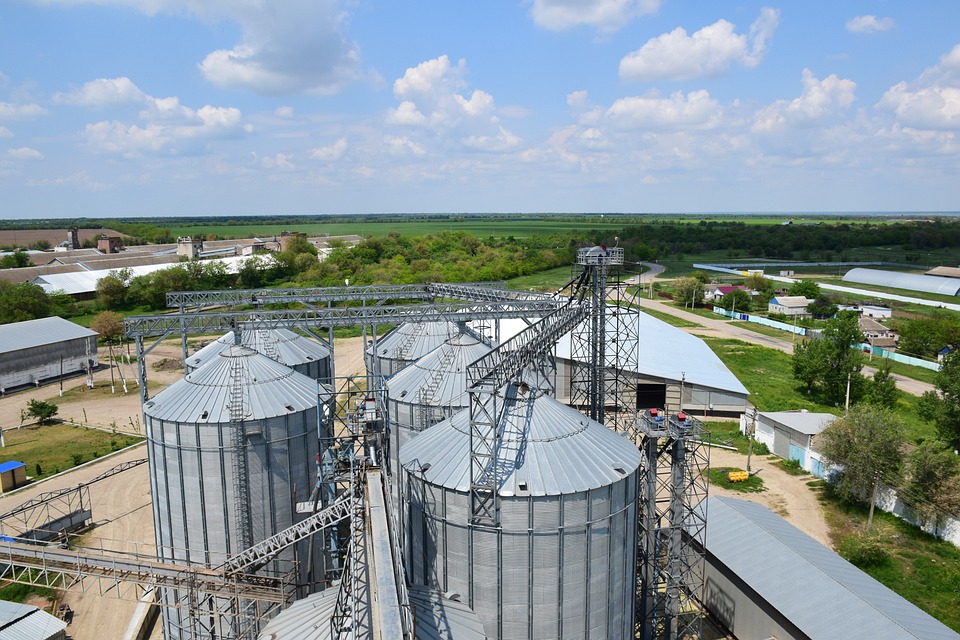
[0,424,142,480]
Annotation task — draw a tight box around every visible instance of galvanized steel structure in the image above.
[185,328,331,381]
[401,381,642,639]
[144,345,327,640]
[112,271,714,640]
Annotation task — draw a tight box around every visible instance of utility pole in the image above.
[866,471,881,535]
[844,371,852,412]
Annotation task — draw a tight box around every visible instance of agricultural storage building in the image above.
[0,461,27,493]
[0,316,98,392]
[704,496,960,640]
[500,310,749,415]
[843,267,960,296]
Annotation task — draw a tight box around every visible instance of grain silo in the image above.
[185,328,331,381]
[365,320,459,378]
[144,345,327,640]
[400,379,641,639]
[385,328,495,452]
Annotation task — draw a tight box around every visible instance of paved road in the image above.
[624,266,934,398]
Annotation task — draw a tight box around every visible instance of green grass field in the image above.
[1,424,143,480]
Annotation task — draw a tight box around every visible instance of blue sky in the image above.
[1,1,959,218]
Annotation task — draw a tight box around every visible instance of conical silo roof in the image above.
[386,331,495,407]
[368,321,460,364]
[145,345,323,423]
[185,328,330,372]
[399,380,641,496]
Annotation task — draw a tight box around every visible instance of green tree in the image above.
[792,312,866,405]
[90,311,124,342]
[96,268,130,309]
[0,249,31,269]
[27,399,59,425]
[720,288,752,313]
[673,276,704,309]
[901,440,960,535]
[807,293,838,319]
[919,350,960,449]
[819,405,905,531]
[788,279,821,299]
[792,338,827,394]
[744,273,773,294]
[864,360,899,408]
[0,281,52,323]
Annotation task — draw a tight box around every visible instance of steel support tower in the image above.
[636,410,710,640]
[569,245,640,435]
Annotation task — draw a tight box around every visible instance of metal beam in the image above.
[124,300,561,338]
[219,489,354,576]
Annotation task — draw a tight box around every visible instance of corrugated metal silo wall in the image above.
[147,407,319,640]
[405,473,638,640]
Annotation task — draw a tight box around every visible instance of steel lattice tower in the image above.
[636,410,710,640]
[569,245,639,435]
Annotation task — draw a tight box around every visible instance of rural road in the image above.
[625,264,934,398]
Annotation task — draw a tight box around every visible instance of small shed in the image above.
[0,461,27,493]
[0,599,68,640]
[744,411,836,477]
[768,296,810,317]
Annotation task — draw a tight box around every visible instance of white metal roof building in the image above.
[0,316,98,391]
[30,255,259,297]
[843,268,960,296]
[500,309,749,415]
[704,496,960,640]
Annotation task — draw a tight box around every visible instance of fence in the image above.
[711,306,941,371]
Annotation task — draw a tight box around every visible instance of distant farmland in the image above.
[163,217,629,239]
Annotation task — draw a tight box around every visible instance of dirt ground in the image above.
[706,445,831,546]
[0,335,366,639]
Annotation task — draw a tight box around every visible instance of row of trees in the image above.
[819,404,960,536]
[615,218,960,262]
[795,316,960,536]
[94,232,578,313]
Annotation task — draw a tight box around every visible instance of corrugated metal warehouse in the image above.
[499,310,750,415]
[0,316,98,392]
[704,497,960,640]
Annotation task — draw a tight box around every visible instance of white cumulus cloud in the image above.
[386,55,520,151]
[620,7,780,82]
[0,102,47,120]
[84,103,247,155]
[846,15,895,33]
[54,77,146,106]
[753,69,857,131]
[310,137,349,161]
[878,44,960,130]
[0,126,12,138]
[7,147,44,160]
[606,90,723,129]
[25,170,107,190]
[528,0,660,33]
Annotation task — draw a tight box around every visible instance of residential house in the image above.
[767,295,810,317]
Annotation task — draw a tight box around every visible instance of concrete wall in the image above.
[0,336,97,390]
